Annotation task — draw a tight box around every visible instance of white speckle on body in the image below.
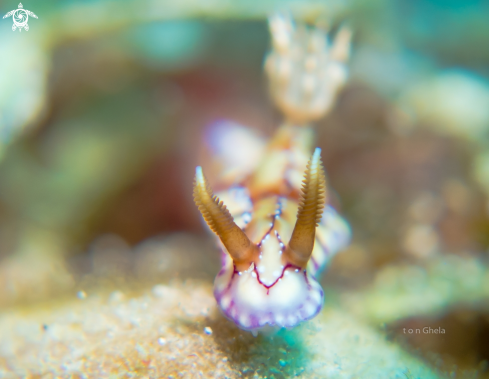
[275,314,285,325]
[239,315,251,328]
[220,294,231,309]
[304,301,318,316]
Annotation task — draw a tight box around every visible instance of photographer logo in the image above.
[3,3,38,32]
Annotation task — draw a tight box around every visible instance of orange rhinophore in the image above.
[284,148,327,269]
[193,167,259,271]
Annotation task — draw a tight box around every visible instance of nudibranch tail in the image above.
[284,148,327,268]
[193,167,258,271]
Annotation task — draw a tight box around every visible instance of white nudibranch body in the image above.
[194,14,352,333]
[212,194,350,332]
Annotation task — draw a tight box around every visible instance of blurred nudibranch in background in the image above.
[194,14,352,334]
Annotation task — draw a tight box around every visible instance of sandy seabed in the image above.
[0,278,442,378]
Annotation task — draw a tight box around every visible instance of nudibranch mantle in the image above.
[212,193,350,332]
[213,205,316,331]
[214,259,324,331]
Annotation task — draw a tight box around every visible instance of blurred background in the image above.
[0,0,489,377]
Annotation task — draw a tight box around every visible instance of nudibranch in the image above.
[194,14,352,334]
